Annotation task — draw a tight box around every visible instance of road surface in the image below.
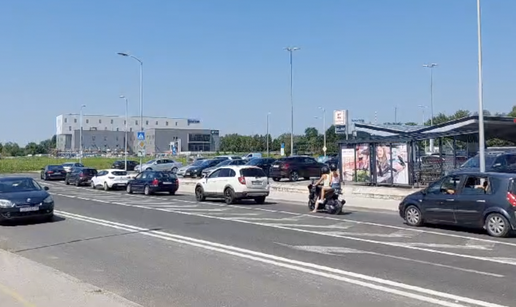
[0,175,514,307]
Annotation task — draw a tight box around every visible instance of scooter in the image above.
[307,180,346,215]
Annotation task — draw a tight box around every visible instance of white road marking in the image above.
[391,243,494,250]
[316,231,416,238]
[54,193,516,267]
[227,216,303,222]
[263,223,353,229]
[55,210,507,307]
[279,244,504,278]
[165,208,229,212]
[145,204,199,208]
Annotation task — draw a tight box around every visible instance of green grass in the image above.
[0,156,189,173]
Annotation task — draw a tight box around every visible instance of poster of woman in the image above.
[341,144,371,182]
[375,143,409,185]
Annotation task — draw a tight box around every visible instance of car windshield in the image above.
[231,160,246,165]
[460,155,497,169]
[111,171,127,176]
[199,160,214,167]
[215,160,231,167]
[62,163,75,166]
[240,168,266,177]
[146,160,156,164]
[0,178,43,193]
[191,160,204,167]
[48,165,64,170]
[246,158,262,165]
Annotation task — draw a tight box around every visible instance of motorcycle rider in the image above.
[329,164,341,192]
[311,166,331,213]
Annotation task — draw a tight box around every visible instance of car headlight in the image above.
[43,196,54,204]
[0,199,14,208]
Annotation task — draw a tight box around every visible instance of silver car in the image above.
[62,162,84,173]
[201,159,247,177]
[135,158,183,173]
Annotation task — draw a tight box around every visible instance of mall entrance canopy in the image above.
[338,116,516,187]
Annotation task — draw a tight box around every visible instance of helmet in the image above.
[329,164,338,172]
[321,166,330,174]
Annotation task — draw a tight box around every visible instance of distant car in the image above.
[40,165,67,181]
[194,166,270,204]
[399,172,516,237]
[91,169,132,190]
[62,162,84,173]
[126,171,179,195]
[269,156,326,182]
[177,159,206,177]
[111,160,139,171]
[135,159,183,173]
[448,152,516,175]
[245,158,277,177]
[65,167,98,187]
[214,155,242,161]
[183,159,223,178]
[0,177,54,223]
[201,159,247,177]
[242,153,262,160]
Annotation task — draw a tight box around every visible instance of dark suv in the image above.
[65,167,98,186]
[449,151,516,175]
[399,172,516,237]
[269,156,326,182]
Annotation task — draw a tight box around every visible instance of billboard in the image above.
[334,110,348,126]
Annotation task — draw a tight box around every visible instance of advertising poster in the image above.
[374,143,409,185]
[341,144,371,182]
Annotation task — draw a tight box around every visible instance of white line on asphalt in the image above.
[263,223,353,229]
[279,244,504,278]
[55,210,506,307]
[49,181,516,249]
[54,193,516,267]
[392,242,494,250]
[316,231,414,238]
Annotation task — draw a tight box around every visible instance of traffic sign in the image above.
[137,132,145,141]
[323,146,327,152]
[137,149,145,157]
[138,141,145,148]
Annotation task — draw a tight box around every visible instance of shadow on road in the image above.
[0,215,66,227]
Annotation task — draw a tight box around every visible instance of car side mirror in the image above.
[44,186,49,191]
[492,163,502,168]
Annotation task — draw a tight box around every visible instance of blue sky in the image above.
[2,0,516,145]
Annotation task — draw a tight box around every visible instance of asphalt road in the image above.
[1,175,516,307]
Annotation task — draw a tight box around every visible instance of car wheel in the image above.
[91,181,96,189]
[195,186,206,201]
[146,168,153,171]
[144,185,151,196]
[171,167,178,173]
[103,182,109,191]
[254,196,266,204]
[224,188,235,204]
[65,179,70,185]
[126,184,133,194]
[405,205,423,227]
[169,190,176,195]
[272,177,280,182]
[289,171,299,182]
[75,180,80,187]
[485,213,511,238]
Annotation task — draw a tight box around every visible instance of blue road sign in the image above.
[137,132,145,140]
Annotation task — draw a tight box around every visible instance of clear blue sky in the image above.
[2,0,516,145]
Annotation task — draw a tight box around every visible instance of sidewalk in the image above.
[0,249,142,307]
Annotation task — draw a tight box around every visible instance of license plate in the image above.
[273,165,279,168]
[252,181,262,185]
[163,182,172,185]
[20,207,39,212]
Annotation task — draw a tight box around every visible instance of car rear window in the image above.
[82,169,97,176]
[509,179,516,194]
[240,168,266,178]
[48,165,63,170]
[112,171,127,176]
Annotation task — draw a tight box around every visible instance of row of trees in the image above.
[0,136,56,157]
[219,106,516,155]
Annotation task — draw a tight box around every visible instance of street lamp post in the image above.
[120,95,129,171]
[394,106,398,124]
[317,107,327,157]
[477,0,486,172]
[423,63,438,153]
[418,105,428,153]
[79,104,86,164]
[266,112,271,157]
[285,46,300,156]
[118,52,144,168]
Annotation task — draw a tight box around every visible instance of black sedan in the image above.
[0,177,54,223]
[40,165,67,181]
[183,159,222,178]
[111,160,139,171]
[126,171,179,195]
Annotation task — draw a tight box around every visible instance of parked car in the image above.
[0,177,54,223]
[91,169,132,190]
[201,159,247,177]
[242,152,262,160]
[194,166,270,204]
[111,160,139,171]
[245,158,277,177]
[177,159,206,177]
[448,151,516,175]
[40,165,67,181]
[214,155,242,161]
[269,156,326,182]
[126,171,179,195]
[135,158,183,173]
[65,167,98,186]
[183,159,223,178]
[324,157,339,170]
[399,172,516,237]
[62,162,84,173]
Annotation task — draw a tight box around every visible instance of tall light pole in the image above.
[418,105,428,153]
[266,112,271,157]
[477,0,486,172]
[118,52,143,167]
[423,63,438,153]
[394,106,398,124]
[317,107,327,157]
[120,95,129,171]
[79,104,86,164]
[285,46,300,156]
